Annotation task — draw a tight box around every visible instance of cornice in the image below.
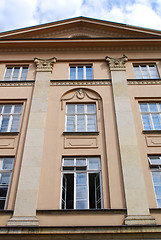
[0,81,34,87]
[127,79,161,85]
[0,46,161,52]
[50,80,112,86]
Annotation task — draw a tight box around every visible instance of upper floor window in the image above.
[70,66,93,80]
[0,157,14,209]
[0,104,22,132]
[61,157,102,209]
[149,156,161,208]
[66,103,97,132]
[4,66,28,81]
[134,64,159,79]
[140,103,161,130]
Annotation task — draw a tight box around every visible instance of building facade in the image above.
[0,16,161,239]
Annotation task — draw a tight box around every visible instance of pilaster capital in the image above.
[105,54,128,71]
[34,57,57,72]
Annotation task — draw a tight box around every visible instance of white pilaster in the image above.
[8,57,56,226]
[105,55,155,225]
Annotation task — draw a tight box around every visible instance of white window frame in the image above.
[149,156,161,208]
[61,157,102,210]
[134,64,159,79]
[139,103,161,130]
[3,66,28,81]
[69,65,93,80]
[0,104,22,132]
[65,103,97,132]
[0,157,14,209]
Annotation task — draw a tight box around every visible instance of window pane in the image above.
[4,67,12,81]
[77,66,83,80]
[12,67,20,80]
[77,104,84,114]
[2,158,14,170]
[140,103,149,112]
[149,65,159,79]
[76,159,86,166]
[76,200,88,209]
[152,172,161,184]
[141,115,151,130]
[66,116,75,132]
[87,115,96,132]
[77,115,85,132]
[88,158,100,170]
[152,114,161,130]
[86,66,92,79]
[76,173,87,185]
[67,104,75,114]
[149,103,158,112]
[0,187,8,198]
[20,67,28,81]
[10,115,21,132]
[87,104,96,113]
[63,159,74,166]
[14,105,22,113]
[0,116,10,132]
[70,67,76,80]
[150,156,161,165]
[3,105,12,113]
[0,200,5,209]
[0,173,10,185]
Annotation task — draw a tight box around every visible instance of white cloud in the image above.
[0,0,161,32]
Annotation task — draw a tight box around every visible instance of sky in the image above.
[0,0,161,33]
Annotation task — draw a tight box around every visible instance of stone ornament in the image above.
[105,54,128,70]
[34,57,57,72]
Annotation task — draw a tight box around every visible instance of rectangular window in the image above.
[4,66,28,81]
[134,64,159,79]
[149,156,161,208]
[0,104,22,132]
[0,157,14,209]
[139,103,161,130]
[61,157,102,209]
[66,104,97,132]
[70,66,92,80]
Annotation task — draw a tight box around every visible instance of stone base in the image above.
[124,215,156,225]
[7,216,39,226]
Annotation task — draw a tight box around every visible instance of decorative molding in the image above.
[50,80,111,86]
[105,54,128,70]
[128,79,161,85]
[34,57,57,72]
[1,46,161,52]
[0,81,34,87]
[61,88,101,110]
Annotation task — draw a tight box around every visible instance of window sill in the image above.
[0,132,19,136]
[143,130,161,134]
[63,132,99,136]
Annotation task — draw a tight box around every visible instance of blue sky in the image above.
[0,0,161,32]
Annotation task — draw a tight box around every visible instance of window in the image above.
[134,64,159,79]
[140,103,161,130]
[66,104,97,132]
[0,104,22,132]
[70,66,92,80]
[0,157,14,209]
[4,66,28,81]
[61,157,102,209]
[149,156,161,208]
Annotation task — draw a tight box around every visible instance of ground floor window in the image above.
[61,157,102,209]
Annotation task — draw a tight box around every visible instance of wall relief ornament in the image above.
[34,57,57,72]
[105,54,128,70]
[61,88,101,110]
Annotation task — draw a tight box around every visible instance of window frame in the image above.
[149,156,161,208]
[0,157,14,210]
[69,65,93,80]
[139,102,161,131]
[65,103,97,133]
[133,64,159,79]
[0,104,23,133]
[3,66,28,81]
[60,156,103,210]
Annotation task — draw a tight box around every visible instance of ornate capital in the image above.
[105,54,128,70]
[34,57,57,72]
